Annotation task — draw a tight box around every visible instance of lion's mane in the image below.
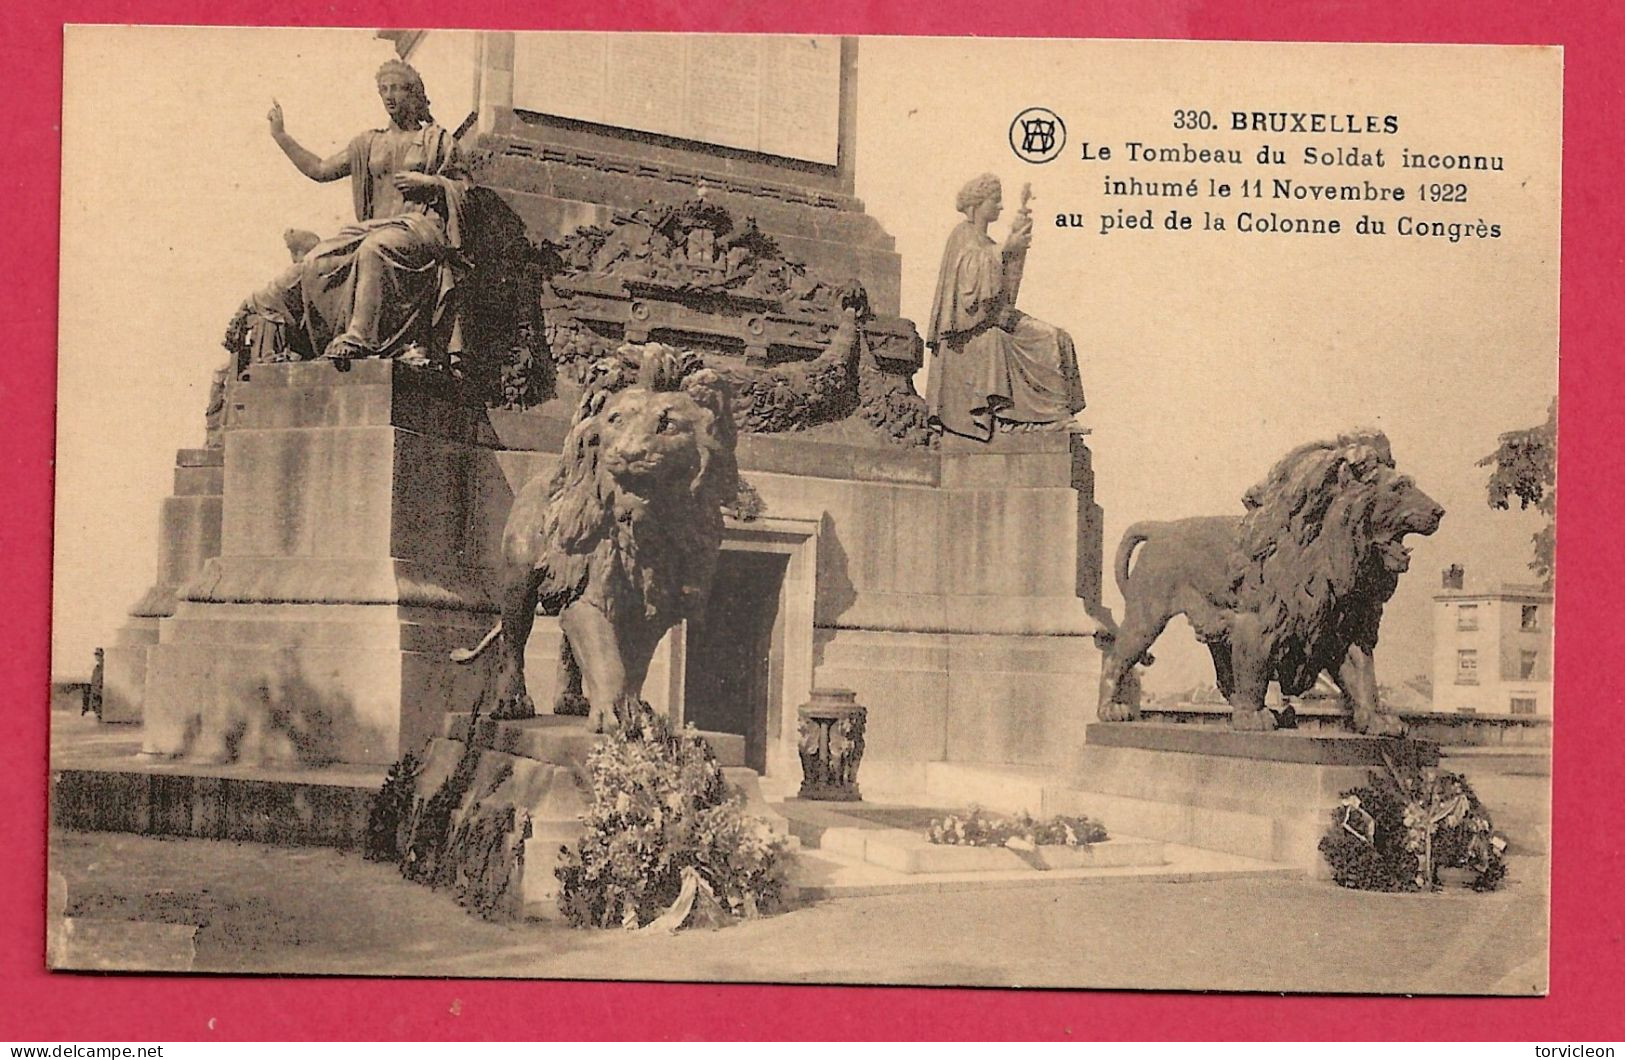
[1227,428,1407,695]
[533,346,739,629]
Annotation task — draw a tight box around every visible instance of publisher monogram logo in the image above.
[1010,107,1066,163]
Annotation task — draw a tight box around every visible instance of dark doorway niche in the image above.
[683,550,788,773]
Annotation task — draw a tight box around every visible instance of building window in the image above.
[1519,650,1539,680]
[1510,697,1536,716]
[1457,604,1479,631]
[1456,649,1478,684]
[1521,604,1540,631]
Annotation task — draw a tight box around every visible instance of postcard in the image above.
[49,26,1557,993]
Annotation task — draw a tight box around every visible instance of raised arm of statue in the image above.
[1002,210,1034,259]
[267,101,351,184]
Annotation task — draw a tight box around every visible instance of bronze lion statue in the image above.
[1096,430,1443,735]
[452,343,738,732]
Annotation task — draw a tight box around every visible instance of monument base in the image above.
[921,723,1443,874]
[1041,724,1438,873]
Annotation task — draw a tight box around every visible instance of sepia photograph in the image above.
[45,24,1559,998]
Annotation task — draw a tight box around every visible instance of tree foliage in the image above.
[1477,400,1556,586]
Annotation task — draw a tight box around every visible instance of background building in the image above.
[1432,565,1553,716]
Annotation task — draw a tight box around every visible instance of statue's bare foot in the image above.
[321,336,362,369]
[1354,710,1405,737]
[489,691,535,721]
[589,705,621,735]
[1230,706,1280,732]
[1097,700,1140,722]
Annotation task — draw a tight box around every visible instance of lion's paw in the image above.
[1230,707,1279,732]
[1355,711,1406,737]
[1097,700,1140,722]
[553,690,591,717]
[489,692,536,721]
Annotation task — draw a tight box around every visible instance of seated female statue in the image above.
[243,59,468,366]
[925,173,1085,441]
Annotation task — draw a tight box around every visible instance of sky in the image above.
[52,28,1557,694]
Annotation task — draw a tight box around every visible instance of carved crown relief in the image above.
[540,196,932,446]
[552,199,844,313]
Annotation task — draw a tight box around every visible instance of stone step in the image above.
[1084,721,1439,766]
[1041,786,1300,866]
[443,713,594,766]
[1066,742,1380,812]
[53,918,198,972]
[1441,746,1553,775]
[929,756,1334,870]
[819,828,1166,874]
[51,765,378,848]
[441,712,746,768]
[787,841,1296,900]
[724,768,795,839]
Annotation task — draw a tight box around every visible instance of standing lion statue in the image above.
[1096,429,1444,735]
[452,343,738,732]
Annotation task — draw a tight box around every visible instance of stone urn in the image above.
[796,688,867,801]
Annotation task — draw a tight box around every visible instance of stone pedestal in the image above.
[1043,723,1440,873]
[141,361,510,767]
[795,430,1107,796]
[796,689,867,801]
[102,447,224,723]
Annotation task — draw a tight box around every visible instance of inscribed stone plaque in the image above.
[512,31,842,164]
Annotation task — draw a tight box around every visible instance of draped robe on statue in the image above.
[247,124,469,362]
[925,221,1085,441]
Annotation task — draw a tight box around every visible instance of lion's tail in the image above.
[1114,521,1157,595]
[450,622,502,664]
[1111,522,1160,665]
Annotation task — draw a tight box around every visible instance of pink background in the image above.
[6,0,1620,1040]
